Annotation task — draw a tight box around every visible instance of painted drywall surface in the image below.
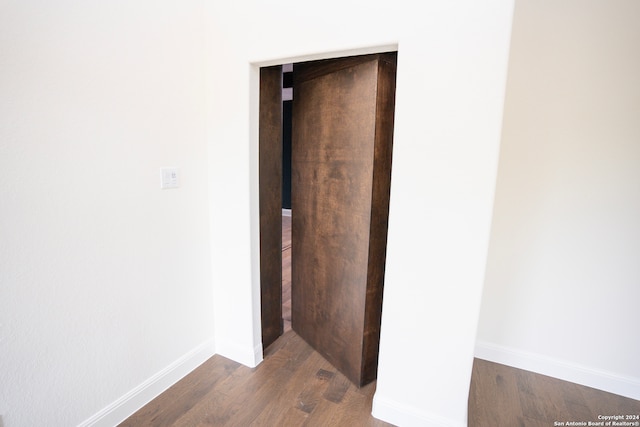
[204,1,514,425]
[0,2,214,426]
[477,0,640,398]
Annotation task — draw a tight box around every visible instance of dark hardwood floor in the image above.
[120,215,639,426]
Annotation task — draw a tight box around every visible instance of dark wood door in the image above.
[259,65,283,350]
[291,53,397,386]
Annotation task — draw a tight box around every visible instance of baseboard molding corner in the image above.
[214,340,263,369]
[78,339,216,427]
[372,393,464,427]
[474,340,640,401]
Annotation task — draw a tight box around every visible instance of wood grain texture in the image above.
[259,65,283,350]
[120,331,393,427]
[120,334,639,426]
[121,224,640,426]
[468,358,640,427]
[282,215,292,334]
[361,52,396,385]
[291,53,396,387]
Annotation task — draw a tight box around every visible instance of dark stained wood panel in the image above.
[362,53,397,385]
[291,53,397,386]
[259,65,283,350]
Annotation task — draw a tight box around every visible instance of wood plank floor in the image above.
[469,359,639,427]
[282,214,292,334]
[120,215,639,426]
[120,329,391,427]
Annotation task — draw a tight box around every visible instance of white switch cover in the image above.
[161,167,180,189]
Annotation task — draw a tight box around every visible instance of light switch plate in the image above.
[161,167,180,189]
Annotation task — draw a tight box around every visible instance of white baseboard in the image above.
[214,340,264,368]
[474,340,640,401]
[78,339,216,427]
[282,208,291,217]
[372,393,464,427]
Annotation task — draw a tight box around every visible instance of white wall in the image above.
[477,0,640,400]
[204,1,514,425]
[0,2,214,426]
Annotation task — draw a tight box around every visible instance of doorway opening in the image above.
[281,64,293,334]
[259,52,397,387]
